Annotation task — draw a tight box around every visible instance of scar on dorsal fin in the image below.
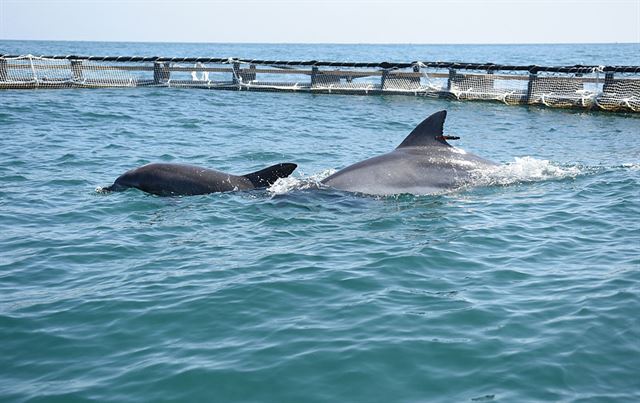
[396,110,452,149]
[243,163,297,188]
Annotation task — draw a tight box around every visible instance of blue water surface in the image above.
[1,41,639,402]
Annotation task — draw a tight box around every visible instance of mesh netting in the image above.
[1,55,638,112]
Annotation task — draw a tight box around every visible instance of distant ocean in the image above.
[1,41,639,402]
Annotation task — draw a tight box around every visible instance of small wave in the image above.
[95,186,109,194]
[82,111,134,121]
[621,163,640,171]
[268,169,336,195]
[471,156,583,187]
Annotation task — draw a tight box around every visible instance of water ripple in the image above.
[1,46,639,402]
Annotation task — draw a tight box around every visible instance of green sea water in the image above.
[1,42,639,402]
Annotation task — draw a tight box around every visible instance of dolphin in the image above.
[105,162,297,196]
[322,110,496,196]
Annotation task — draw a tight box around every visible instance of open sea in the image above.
[1,41,639,402]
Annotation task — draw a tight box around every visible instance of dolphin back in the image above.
[243,163,298,188]
[322,110,497,196]
[104,162,297,195]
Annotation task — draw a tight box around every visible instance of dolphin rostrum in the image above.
[105,162,297,196]
[322,110,496,196]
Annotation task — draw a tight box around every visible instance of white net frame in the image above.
[0,55,638,112]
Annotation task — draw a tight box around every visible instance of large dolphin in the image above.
[322,110,496,196]
[105,162,297,196]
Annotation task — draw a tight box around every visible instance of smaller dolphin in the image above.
[105,162,297,196]
[322,110,496,196]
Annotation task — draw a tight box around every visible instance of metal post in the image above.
[447,69,456,91]
[153,61,170,84]
[381,69,389,89]
[411,65,422,87]
[232,62,241,85]
[70,59,83,82]
[311,66,318,86]
[0,58,7,81]
[526,73,537,104]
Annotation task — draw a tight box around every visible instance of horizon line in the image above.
[1,38,638,46]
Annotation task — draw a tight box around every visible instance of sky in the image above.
[1,0,639,44]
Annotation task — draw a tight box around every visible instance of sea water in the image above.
[1,41,639,402]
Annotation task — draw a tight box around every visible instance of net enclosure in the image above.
[1,54,639,113]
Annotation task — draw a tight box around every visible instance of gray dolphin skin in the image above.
[322,110,496,196]
[105,162,297,196]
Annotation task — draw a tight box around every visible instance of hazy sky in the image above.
[1,0,639,44]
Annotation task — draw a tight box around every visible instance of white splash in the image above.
[471,156,582,187]
[268,169,336,195]
[450,146,468,155]
[451,158,480,168]
[622,163,640,171]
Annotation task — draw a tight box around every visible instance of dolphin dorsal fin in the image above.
[396,110,450,149]
[243,163,297,188]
